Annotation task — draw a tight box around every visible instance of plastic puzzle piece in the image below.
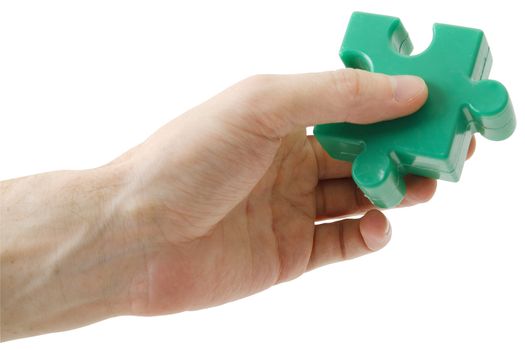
[314,12,516,208]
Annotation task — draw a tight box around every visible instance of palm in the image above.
[137,129,320,315]
[118,71,442,319]
[129,122,443,317]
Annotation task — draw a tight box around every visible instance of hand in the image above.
[1,69,476,340]
[112,69,438,315]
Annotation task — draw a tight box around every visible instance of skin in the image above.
[0,69,475,341]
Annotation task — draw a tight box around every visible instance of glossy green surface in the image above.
[314,12,515,208]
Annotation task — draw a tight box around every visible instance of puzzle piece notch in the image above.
[314,12,516,208]
[339,13,493,79]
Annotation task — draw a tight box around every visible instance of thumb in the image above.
[220,69,427,138]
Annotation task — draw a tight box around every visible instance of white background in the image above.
[1,0,524,349]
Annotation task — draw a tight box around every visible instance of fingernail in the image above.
[369,220,391,251]
[392,75,426,103]
[384,221,392,241]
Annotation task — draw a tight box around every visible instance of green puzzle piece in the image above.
[314,12,516,208]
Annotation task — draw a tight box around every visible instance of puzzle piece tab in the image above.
[314,12,516,208]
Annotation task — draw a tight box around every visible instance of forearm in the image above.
[0,165,138,340]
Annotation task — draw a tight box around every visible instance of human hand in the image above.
[110,69,445,315]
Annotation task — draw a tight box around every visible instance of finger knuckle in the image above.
[338,220,349,260]
[234,75,288,139]
[237,74,276,103]
[331,68,363,102]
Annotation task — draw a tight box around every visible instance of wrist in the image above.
[69,162,149,317]
[0,164,142,339]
